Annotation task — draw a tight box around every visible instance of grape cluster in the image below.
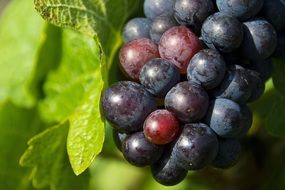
[102,0,285,186]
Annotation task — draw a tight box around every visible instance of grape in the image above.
[139,58,180,97]
[240,19,277,61]
[101,81,156,133]
[211,65,251,104]
[213,138,241,169]
[274,31,285,58]
[174,0,214,33]
[123,18,152,42]
[150,15,178,44]
[151,147,187,186]
[187,49,227,89]
[172,123,219,170]
[144,0,175,20]
[261,0,285,31]
[247,69,265,102]
[216,0,264,20]
[245,59,273,82]
[165,81,209,123]
[119,38,159,80]
[238,104,253,137]
[143,109,181,145]
[122,132,164,167]
[159,26,202,73]
[205,98,253,138]
[201,12,244,52]
[112,129,129,151]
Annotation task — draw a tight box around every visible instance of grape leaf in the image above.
[29,24,62,100]
[0,102,46,190]
[34,0,142,66]
[38,29,105,175]
[20,123,90,190]
[272,58,285,96]
[0,0,46,107]
[68,73,105,175]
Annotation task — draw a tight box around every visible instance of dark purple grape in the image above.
[174,0,214,33]
[245,59,273,82]
[205,98,253,138]
[122,132,164,167]
[216,0,264,20]
[247,69,265,102]
[201,12,244,52]
[159,26,203,73]
[172,123,219,170]
[102,81,156,133]
[261,0,285,31]
[165,81,209,123]
[240,19,277,61]
[187,49,227,89]
[143,109,181,145]
[150,15,178,44]
[112,129,129,151]
[144,0,175,20]
[211,65,251,104]
[238,104,253,137]
[119,38,159,80]
[151,147,187,186]
[123,18,152,42]
[273,31,285,58]
[139,58,180,97]
[213,138,241,169]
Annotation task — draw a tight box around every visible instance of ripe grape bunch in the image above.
[101,0,285,186]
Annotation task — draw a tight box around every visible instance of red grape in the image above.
[144,109,180,145]
[159,26,202,73]
[119,38,160,80]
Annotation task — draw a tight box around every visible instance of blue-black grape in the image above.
[247,69,265,102]
[174,0,214,33]
[261,0,285,31]
[213,138,241,169]
[211,65,251,104]
[150,15,178,44]
[205,98,253,138]
[165,81,209,123]
[102,81,156,133]
[123,17,152,42]
[245,59,273,82]
[144,0,175,20]
[122,132,164,167]
[274,31,285,58]
[139,58,180,97]
[112,129,129,151]
[172,123,219,170]
[187,49,227,89]
[151,147,187,186]
[238,104,253,137]
[216,0,264,20]
[240,19,277,61]
[201,12,244,52]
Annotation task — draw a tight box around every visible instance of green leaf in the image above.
[39,29,105,175]
[34,0,142,66]
[265,96,285,137]
[0,102,44,190]
[272,58,285,96]
[68,74,105,175]
[39,29,102,122]
[20,123,90,190]
[0,0,46,107]
[29,24,63,100]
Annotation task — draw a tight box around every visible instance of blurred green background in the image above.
[1,0,285,190]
